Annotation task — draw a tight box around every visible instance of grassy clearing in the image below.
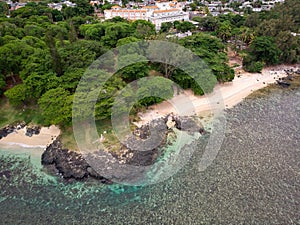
[95,119,121,152]
[60,119,123,152]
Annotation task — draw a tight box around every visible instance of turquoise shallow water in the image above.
[0,87,299,224]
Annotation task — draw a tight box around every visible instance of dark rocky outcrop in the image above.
[172,115,205,133]
[42,140,111,183]
[25,125,41,137]
[41,115,205,183]
[276,80,291,87]
[0,122,26,140]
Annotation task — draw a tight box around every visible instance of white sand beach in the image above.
[134,64,299,127]
[0,125,60,149]
[0,63,298,147]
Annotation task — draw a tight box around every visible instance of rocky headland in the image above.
[41,114,205,184]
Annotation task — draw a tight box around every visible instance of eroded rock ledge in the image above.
[41,115,205,183]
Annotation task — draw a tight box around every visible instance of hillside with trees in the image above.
[0,0,299,130]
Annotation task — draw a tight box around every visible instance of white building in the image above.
[149,9,189,31]
[48,1,76,11]
[104,1,189,31]
[104,8,148,20]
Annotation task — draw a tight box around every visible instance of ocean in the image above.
[0,86,299,224]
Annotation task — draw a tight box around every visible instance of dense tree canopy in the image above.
[179,33,234,82]
[0,0,298,126]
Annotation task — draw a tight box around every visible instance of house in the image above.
[48,1,76,11]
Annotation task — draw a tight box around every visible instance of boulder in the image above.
[173,115,205,133]
[42,140,111,183]
[25,125,41,137]
[276,80,291,88]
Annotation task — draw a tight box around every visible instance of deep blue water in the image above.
[0,87,299,224]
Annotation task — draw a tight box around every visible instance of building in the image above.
[104,1,189,31]
[104,8,148,20]
[149,9,189,31]
[48,1,76,11]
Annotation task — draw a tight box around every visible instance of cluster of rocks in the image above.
[0,122,26,139]
[276,68,300,87]
[25,124,41,137]
[113,114,205,165]
[284,68,300,75]
[41,115,205,183]
[0,122,41,139]
[41,139,112,184]
[169,114,206,133]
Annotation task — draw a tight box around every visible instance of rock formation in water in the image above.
[41,139,112,184]
[41,115,205,183]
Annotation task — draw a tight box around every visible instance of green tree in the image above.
[59,40,106,71]
[276,31,300,63]
[0,35,17,46]
[24,72,61,99]
[179,33,234,83]
[247,36,281,65]
[79,23,106,41]
[0,40,34,83]
[0,74,5,95]
[20,48,54,81]
[4,84,27,105]
[131,20,155,39]
[45,29,63,76]
[239,26,255,45]
[38,87,72,125]
[216,21,232,41]
[190,3,197,11]
[160,22,173,33]
[193,16,218,31]
[136,77,173,106]
[116,36,140,47]
[243,36,281,72]
[175,21,195,32]
[101,22,133,47]
[117,54,149,82]
[0,22,24,38]
[0,2,9,16]
[94,75,126,120]
[60,68,85,92]
[24,24,45,38]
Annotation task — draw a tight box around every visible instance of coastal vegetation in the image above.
[0,0,299,148]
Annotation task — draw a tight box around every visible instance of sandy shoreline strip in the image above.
[134,64,299,127]
[0,125,60,149]
[0,64,298,148]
